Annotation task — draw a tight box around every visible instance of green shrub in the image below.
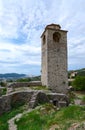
[82,96,85,102]
[2,88,7,95]
[72,76,85,91]
[0,88,7,96]
[0,82,7,87]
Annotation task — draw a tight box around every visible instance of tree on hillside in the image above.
[0,81,7,87]
[16,78,31,82]
[72,76,85,91]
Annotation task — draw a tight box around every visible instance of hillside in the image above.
[0,68,85,80]
[77,68,85,76]
[68,68,85,78]
[0,73,26,79]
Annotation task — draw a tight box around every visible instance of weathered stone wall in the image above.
[47,92,69,106]
[41,24,68,94]
[0,94,11,115]
[8,81,42,88]
[0,90,69,115]
[41,31,48,86]
[0,91,33,115]
[0,90,50,115]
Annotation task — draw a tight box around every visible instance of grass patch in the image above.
[82,96,85,101]
[68,92,76,104]
[30,86,48,90]
[0,106,24,130]
[69,91,85,104]
[16,104,85,130]
[82,96,85,102]
[74,91,85,99]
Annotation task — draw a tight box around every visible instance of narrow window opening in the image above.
[53,32,61,42]
[43,35,45,45]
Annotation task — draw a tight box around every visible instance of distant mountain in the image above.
[0,73,26,79]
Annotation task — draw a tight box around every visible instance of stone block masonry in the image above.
[41,24,68,94]
[0,90,69,115]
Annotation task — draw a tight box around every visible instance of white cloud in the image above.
[0,0,85,74]
[0,41,41,67]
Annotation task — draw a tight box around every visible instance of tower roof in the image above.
[41,23,68,38]
[46,24,61,30]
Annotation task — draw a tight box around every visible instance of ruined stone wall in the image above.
[0,90,69,115]
[8,81,42,88]
[0,91,33,115]
[0,90,50,115]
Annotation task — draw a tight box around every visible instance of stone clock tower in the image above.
[41,24,68,94]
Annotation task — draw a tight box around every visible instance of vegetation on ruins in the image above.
[0,86,85,130]
[30,85,48,90]
[0,91,85,130]
[0,68,85,130]
[0,87,7,96]
[0,106,24,130]
[16,104,85,130]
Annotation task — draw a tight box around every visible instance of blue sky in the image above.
[0,0,85,75]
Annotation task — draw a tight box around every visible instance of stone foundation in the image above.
[0,90,69,115]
